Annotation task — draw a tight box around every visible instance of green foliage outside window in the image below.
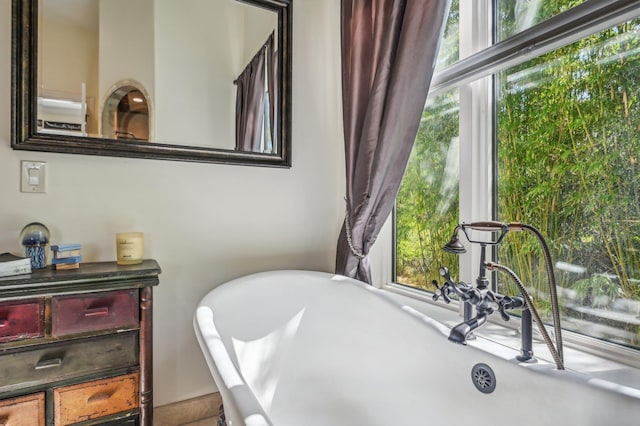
[497,20,640,345]
[395,91,460,290]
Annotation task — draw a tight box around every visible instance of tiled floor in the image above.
[181,418,217,426]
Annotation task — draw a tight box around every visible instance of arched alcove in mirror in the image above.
[101,81,152,142]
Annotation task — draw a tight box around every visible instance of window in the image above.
[395,0,640,354]
[496,0,588,41]
[396,88,460,288]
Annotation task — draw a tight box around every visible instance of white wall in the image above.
[240,2,278,67]
[154,0,240,148]
[0,0,343,406]
[154,0,277,149]
[39,15,99,133]
[99,0,155,114]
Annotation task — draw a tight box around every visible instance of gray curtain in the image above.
[267,43,277,150]
[336,0,451,283]
[235,33,274,152]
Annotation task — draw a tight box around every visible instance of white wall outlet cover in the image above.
[21,161,47,193]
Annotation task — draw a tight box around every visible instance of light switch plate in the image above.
[21,161,46,193]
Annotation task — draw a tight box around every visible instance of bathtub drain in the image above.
[471,363,496,394]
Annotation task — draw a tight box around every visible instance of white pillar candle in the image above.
[116,232,144,265]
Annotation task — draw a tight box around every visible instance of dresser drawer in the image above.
[53,373,139,425]
[0,299,44,343]
[52,290,139,336]
[0,332,138,393]
[0,392,45,426]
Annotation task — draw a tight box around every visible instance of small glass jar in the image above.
[20,222,51,269]
[116,232,144,265]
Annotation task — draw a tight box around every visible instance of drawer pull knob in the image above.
[0,319,7,328]
[35,357,63,369]
[87,391,113,403]
[84,307,110,317]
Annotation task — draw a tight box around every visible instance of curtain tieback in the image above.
[344,209,366,259]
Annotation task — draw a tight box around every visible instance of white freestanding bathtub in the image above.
[194,270,640,426]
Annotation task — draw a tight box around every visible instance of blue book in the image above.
[51,243,82,252]
[51,255,82,265]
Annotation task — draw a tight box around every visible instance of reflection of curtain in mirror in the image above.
[235,33,275,152]
[267,44,277,151]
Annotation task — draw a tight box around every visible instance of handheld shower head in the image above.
[443,226,466,254]
[442,221,523,253]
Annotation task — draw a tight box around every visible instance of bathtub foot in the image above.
[217,403,227,426]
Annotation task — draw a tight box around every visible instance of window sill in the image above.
[381,282,640,391]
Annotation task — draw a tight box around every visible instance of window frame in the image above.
[383,0,640,368]
[430,0,640,96]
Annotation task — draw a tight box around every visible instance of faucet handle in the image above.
[496,295,525,322]
[439,266,453,283]
[498,304,511,321]
[431,280,451,303]
[436,266,478,303]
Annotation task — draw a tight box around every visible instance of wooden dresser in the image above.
[0,260,160,425]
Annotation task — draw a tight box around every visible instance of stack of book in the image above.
[51,244,82,270]
[0,252,32,277]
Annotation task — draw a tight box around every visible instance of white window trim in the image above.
[457,0,493,310]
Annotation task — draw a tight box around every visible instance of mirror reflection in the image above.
[38,0,278,154]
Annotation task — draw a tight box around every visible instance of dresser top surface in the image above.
[0,260,160,296]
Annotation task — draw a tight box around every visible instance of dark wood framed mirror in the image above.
[11,0,291,167]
